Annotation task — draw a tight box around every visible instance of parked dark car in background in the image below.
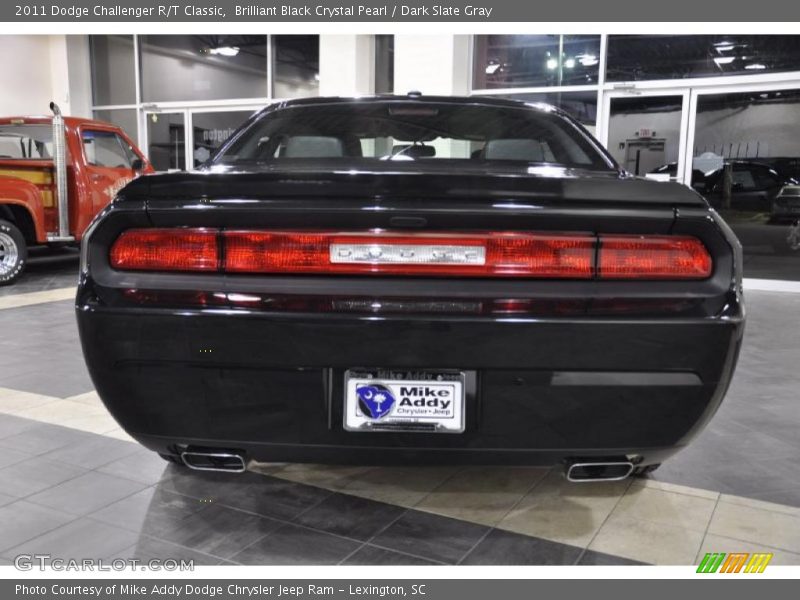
[702,160,796,212]
[76,96,745,482]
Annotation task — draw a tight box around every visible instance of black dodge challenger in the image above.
[76,95,744,481]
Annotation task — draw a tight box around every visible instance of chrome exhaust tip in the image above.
[181,450,247,473]
[565,461,634,483]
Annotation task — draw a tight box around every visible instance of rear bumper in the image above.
[76,296,744,466]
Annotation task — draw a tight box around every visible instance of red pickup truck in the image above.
[0,103,152,285]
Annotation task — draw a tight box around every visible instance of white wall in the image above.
[0,35,92,117]
[318,35,374,97]
[394,35,470,95]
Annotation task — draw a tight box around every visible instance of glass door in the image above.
[688,84,800,280]
[188,109,257,168]
[143,110,189,172]
[599,89,691,184]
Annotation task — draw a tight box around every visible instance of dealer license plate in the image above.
[344,370,465,433]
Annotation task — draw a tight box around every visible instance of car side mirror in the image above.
[131,158,144,173]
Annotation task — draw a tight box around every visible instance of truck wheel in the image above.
[0,219,27,286]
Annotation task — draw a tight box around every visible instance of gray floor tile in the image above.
[231,523,361,565]
[342,544,439,565]
[0,456,87,499]
[0,424,96,457]
[40,436,139,471]
[0,448,34,470]
[26,471,148,516]
[371,510,489,565]
[0,415,41,440]
[0,500,76,553]
[293,492,406,541]
[461,529,583,566]
[0,492,16,508]
[578,550,648,566]
[155,504,283,560]
[3,517,140,561]
[90,487,208,536]
[97,448,173,485]
[159,470,332,521]
[112,536,220,566]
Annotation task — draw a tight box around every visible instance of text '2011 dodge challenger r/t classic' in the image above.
[76,95,744,481]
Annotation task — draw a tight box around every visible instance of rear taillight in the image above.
[109,229,712,280]
[225,231,595,278]
[598,235,712,280]
[109,229,219,272]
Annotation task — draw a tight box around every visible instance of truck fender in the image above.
[0,178,46,243]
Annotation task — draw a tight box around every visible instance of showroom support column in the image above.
[318,35,375,96]
[393,35,471,96]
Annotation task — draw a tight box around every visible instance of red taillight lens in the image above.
[598,235,712,280]
[109,229,219,272]
[224,231,595,278]
[108,229,712,280]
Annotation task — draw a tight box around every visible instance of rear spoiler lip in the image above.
[119,169,707,208]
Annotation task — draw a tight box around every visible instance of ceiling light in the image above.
[577,53,598,67]
[546,58,558,70]
[745,63,767,70]
[714,42,735,52]
[208,46,240,57]
[564,58,576,69]
[713,56,736,66]
[485,63,501,75]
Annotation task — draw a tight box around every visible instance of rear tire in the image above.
[632,463,661,477]
[0,219,27,286]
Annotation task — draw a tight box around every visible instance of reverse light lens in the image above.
[598,235,712,279]
[109,229,219,272]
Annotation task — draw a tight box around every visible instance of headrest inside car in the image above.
[284,136,345,158]
[484,139,547,162]
[392,144,436,158]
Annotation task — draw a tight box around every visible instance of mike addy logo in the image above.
[355,383,455,420]
[696,552,773,573]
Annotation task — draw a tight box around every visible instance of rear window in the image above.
[0,125,53,160]
[216,101,613,171]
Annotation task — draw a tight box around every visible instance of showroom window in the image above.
[692,88,800,281]
[473,35,601,90]
[89,34,321,171]
[606,35,800,82]
[272,35,320,98]
[140,35,270,103]
[90,35,137,106]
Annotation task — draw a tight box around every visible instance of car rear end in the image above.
[75,97,744,477]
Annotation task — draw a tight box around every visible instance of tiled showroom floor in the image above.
[0,251,799,566]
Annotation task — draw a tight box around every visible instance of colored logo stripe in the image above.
[697,552,773,573]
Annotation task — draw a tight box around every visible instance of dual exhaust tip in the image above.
[565,461,635,482]
[178,450,636,482]
[181,449,247,473]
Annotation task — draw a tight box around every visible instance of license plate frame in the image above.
[343,369,466,434]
